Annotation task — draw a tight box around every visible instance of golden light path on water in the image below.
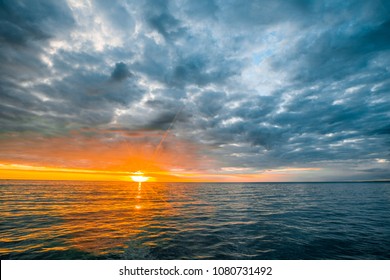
[130,171,171,211]
[0,181,191,257]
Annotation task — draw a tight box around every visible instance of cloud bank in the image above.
[1,0,389,181]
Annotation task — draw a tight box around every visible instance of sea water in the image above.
[1,180,389,259]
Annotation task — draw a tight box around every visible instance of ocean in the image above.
[1,180,389,259]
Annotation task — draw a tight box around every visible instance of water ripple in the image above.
[1,181,390,259]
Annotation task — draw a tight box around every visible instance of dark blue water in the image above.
[1,180,389,259]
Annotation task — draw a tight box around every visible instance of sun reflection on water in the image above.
[0,180,217,258]
[135,182,142,210]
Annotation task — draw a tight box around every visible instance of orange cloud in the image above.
[0,131,324,182]
[0,131,208,181]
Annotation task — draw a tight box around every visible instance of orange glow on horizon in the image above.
[0,131,207,181]
[0,162,320,182]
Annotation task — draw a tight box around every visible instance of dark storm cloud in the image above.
[0,0,72,81]
[148,12,186,41]
[141,0,187,41]
[143,110,189,131]
[196,91,226,117]
[0,0,144,135]
[169,54,239,87]
[111,62,132,82]
[0,0,74,133]
[278,20,390,83]
[0,0,74,47]
[271,1,390,83]
[0,0,389,180]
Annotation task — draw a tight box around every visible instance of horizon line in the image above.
[1,178,389,183]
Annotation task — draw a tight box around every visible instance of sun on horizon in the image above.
[130,171,149,183]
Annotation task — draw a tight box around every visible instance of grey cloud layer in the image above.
[0,0,389,179]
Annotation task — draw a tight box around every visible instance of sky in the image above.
[0,0,389,182]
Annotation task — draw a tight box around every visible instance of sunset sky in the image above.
[0,0,389,182]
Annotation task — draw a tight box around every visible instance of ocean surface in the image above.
[1,180,389,260]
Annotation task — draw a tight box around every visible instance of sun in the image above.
[131,171,149,183]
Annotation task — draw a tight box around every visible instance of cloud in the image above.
[0,0,389,180]
[0,0,74,46]
[94,0,135,33]
[111,62,132,82]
